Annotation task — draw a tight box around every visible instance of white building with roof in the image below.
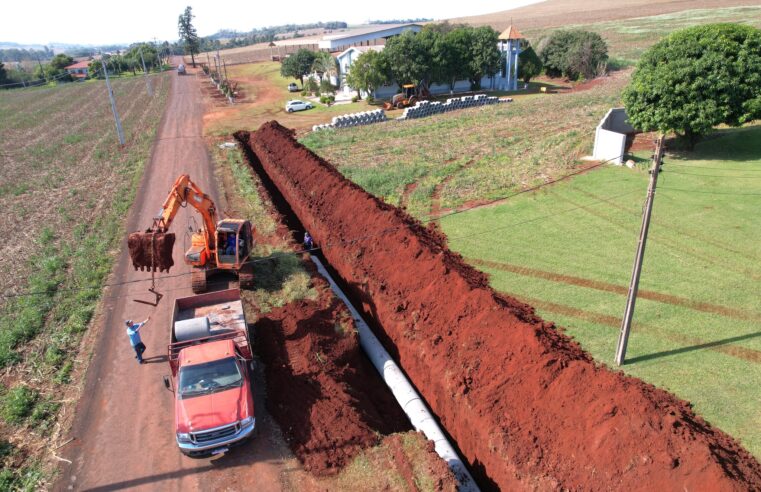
[318,24,422,51]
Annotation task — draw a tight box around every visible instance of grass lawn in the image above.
[441,125,761,457]
[302,70,628,217]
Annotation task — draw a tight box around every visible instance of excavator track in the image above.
[238,263,254,289]
[191,269,207,294]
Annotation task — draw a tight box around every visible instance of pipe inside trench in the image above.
[310,255,479,491]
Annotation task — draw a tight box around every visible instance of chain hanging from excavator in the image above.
[128,174,255,295]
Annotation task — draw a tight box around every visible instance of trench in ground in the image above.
[237,138,477,486]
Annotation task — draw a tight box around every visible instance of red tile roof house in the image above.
[64,60,90,79]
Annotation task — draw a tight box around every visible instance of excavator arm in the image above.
[153,174,218,239]
[128,174,219,273]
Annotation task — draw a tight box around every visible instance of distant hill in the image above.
[449,0,759,31]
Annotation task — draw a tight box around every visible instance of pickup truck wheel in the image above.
[191,269,207,294]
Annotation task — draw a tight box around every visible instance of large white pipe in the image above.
[311,256,479,491]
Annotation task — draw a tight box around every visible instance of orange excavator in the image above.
[127,174,255,294]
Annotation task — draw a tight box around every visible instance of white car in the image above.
[285,100,313,113]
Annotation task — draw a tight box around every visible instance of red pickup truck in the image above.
[163,289,256,457]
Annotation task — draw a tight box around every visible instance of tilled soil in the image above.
[236,121,761,491]
[254,283,410,476]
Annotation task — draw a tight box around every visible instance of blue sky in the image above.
[5,0,542,46]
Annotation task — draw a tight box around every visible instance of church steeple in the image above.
[497,25,525,91]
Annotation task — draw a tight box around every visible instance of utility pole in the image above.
[35,54,47,84]
[615,136,665,365]
[139,48,153,96]
[101,59,126,146]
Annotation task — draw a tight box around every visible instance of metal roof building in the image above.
[318,24,422,51]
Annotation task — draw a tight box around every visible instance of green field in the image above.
[442,127,761,456]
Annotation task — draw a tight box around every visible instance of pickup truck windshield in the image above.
[178,357,242,399]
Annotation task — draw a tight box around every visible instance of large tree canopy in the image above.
[435,27,472,90]
[382,25,500,92]
[623,23,761,148]
[539,29,608,80]
[178,6,200,67]
[280,49,316,84]
[345,49,390,98]
[467,27,501,90]
[384,30,433,90]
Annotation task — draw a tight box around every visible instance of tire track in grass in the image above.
[511,294,761,364]
[399,182,417,209]
[429,159,474,222]
[468,257,761,323]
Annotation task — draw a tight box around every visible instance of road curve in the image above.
[55,60,289,492]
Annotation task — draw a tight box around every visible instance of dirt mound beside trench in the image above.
[254,287,410,475]
[236,122,761,490]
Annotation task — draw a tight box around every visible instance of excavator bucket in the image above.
[127,231,176,272]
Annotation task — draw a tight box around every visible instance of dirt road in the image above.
[56,61,293,491]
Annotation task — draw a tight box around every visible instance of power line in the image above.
[666,163,761,172]
[425,158,620,223]
[665,170,761,179]
[446,188,642,242]
[659,187,761,197]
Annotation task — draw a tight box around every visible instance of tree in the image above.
[178,6,200,67]
[0,63,7,84]
[125,44,159,74]
[345,49,391,99]
[623,23,761,149]
[518,46,542,83]
[40,54,74,82]
[539,30,608,80]
[384,30,432,91]
[467,27,501,90]
[312,51,337,83]
[280,49,316,85]
[435,27,472,92]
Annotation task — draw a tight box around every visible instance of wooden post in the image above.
[615,136,665,365]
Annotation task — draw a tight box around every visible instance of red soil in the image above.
[235,121,761,491]
[254,282,410,475]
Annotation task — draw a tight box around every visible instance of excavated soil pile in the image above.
[255,291,409,475]
[127,231,175,272]
[237,121,761,490]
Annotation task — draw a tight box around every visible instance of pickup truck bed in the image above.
[169,289,252,374]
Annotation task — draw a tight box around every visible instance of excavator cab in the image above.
[215,219,254,268]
